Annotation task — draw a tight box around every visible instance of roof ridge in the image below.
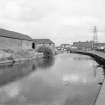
[0,28,32,41]
[34,39,54,44]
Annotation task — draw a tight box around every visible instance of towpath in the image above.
[87,50,105,59]
[88,51,105,105]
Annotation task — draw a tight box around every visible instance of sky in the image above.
[0,0,105,45]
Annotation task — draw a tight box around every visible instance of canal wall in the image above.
[71,50,105,105]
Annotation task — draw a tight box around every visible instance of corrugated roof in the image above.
[0,28,32,41]
[34,39,54,44]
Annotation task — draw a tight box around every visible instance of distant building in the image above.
[58,44,71,51]
[72,41,93,51]
[94,43,105,50]
[33,39,55,53]
[72,41,105,51]
[0,28,34,51]
[60,44,71,49]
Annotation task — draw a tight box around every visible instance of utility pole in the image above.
[93,26,98,43]
[92,26,98,49]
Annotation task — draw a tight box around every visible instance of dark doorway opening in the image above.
[32,43,35,49]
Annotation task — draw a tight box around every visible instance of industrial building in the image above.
[0,28,34,51]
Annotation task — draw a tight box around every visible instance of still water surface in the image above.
[0,53,104,105]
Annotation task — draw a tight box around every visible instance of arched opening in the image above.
[32,43,35,49]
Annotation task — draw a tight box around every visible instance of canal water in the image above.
[0,53,104,105]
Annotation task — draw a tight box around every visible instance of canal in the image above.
[0,53,104,105]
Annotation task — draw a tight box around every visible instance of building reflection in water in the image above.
[37,55,55,69]
[0,54,102,105]
[0,61,37,87]
[0,55,55,87]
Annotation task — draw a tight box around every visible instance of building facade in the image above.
[72,41,105,51]
[0,28,34,51]
[72,41,93,51]
[94,43,105,50]
[34,39,55,53]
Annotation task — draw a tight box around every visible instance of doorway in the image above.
[32,43,35,49]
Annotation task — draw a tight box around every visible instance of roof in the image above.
[0,28,32,41]
[34,39,54,44]
[60,44,71,46]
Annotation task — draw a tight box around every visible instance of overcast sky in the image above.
[0,0,105,45]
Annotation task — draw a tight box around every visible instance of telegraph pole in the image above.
[93,26,98,43]
[92,26,98,49]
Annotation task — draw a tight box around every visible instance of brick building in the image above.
[34,39,55,53]
[72,41,105,51]
[72,41,93,51]
[0,28,34,51]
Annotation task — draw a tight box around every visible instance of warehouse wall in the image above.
[0,37,33,51]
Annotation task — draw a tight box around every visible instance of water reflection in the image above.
[0,54,103,105]
[0,82,21,104]
[0,55,55,87]
[0,61,37,86]
[62,74,87,84]
[37,55,55,69]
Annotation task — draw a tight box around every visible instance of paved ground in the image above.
[87,51,105,59]
[95,79,105,105]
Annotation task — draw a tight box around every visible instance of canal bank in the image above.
[71,50,105,105]
[0,49,43,65]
